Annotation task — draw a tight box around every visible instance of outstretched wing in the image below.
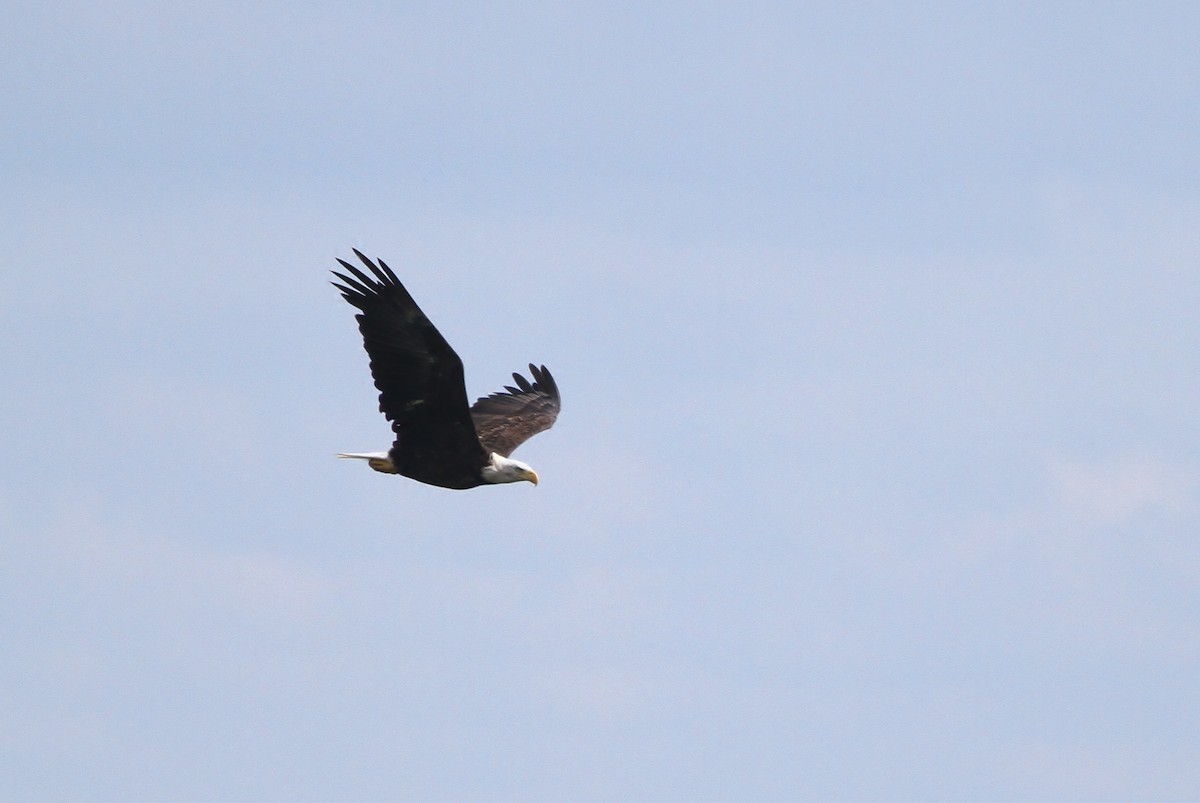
[470,364,561,457]
[331,251,488,474]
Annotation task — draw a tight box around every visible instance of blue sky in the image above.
[4,2,1200,800]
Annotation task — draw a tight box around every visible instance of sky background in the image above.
[3,1,1200,800]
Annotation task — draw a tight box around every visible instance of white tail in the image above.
[336,452,398,474]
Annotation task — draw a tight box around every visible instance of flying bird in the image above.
[332,250,561,489]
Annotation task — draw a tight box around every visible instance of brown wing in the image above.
[469,364,561,457]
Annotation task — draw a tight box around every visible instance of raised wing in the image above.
[332,251,488,478]
[470,364,561,457]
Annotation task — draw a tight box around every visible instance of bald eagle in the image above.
[331,250,561,490]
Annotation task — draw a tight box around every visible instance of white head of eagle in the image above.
[481,454,539,486]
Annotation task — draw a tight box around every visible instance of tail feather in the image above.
[336,451,398,474]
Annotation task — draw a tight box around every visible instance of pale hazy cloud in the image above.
[1048,453,1196,526]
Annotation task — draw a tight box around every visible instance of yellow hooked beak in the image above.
[528,470,539,486]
